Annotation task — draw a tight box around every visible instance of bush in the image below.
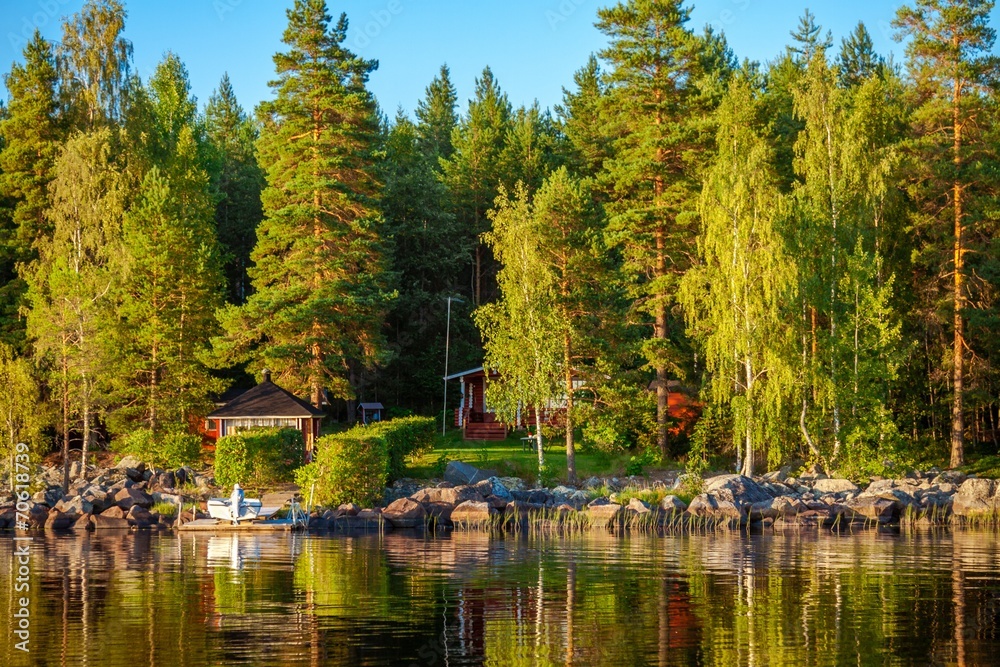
[365,415,436,481]
[298,416,436,507]
[215,427,304,489]
[117,428,202,469]
[304,429,388,508]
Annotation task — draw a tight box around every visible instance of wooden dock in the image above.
[178,518,304,532]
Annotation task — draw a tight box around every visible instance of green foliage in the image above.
[214,1,391,406]
[364,415,436,481]
[625,448,659,477]
[0,343,46,484]
[305,426,388,508]
[214,427,304,490]
[116,427,201,469]
[152,501,178,517]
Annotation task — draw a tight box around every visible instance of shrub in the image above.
[298,416,436,507]
[215,427,304,489]
[304,429,388,508]
[117,428,202,469]
[365,415,436,481]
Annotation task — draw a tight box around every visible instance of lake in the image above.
[1,528,998,666]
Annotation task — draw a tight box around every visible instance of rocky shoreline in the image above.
[3,458,999,534]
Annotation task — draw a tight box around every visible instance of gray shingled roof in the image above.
[208,379,324,419]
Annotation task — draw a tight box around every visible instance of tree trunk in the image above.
[743,356,754,477]
[81,376,90,482]
[62,351,70,494]
[951,57,965,469]
[563,330,575,484]
[655,226,669,460]
[535,406,544,472]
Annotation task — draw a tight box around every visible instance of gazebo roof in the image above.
[358,402,384,410]
[208,374,324,419]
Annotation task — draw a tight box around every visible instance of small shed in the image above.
[207,370,324,461]
[358,402,384,425]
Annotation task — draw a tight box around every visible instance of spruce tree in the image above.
[596,0,730,458]
[838,22,884,88]
[108,126,223,436]
[215,0,391,409]
[556,55,610,180]
[440,66,512,306]
[204,73,264,305]
[415,64,458,160]
[789,9,833,64]
[0,31,62,349]
[894,0,999,467]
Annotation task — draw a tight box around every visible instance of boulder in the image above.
[92,513,130,530]
[498,477,526,492]
[659,495,688,514]
[952,478,998,517]
[127,505,155,528]
[55,495,93,518]
[410,485,484,506]
[45,510,74,531]
[703,475,774,507]
[487,477,514,502]
[100,506,127,519]
[444,461,497,486]
[625,497,651,515]
[450,500,496,527]
[115,486,153,511]
[812,478,859,495]
[749,499,780,520]
[382,498,426,529]
[73,513,93,532]
[688,494,744,521]
[845,496,899,523]
[26,503,49,529]
[586,502,623,528]
[424,502,454,526]
[115,455,142,471]
[336,503,360,517]
[771,496,808,517]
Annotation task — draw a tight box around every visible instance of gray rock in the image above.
[115,455,142,471]
[498,476,525,492]
[625,497,651,514]
[582,476,604,490]
[336,503,360,516]
[45,510,75,530]
[410,485,484,506]
[127,505,155,528]
[660,495,688,514]
[450,500,496,527]
[812,478,860,495]
[688,494,744,520]
[952,478,998,517]
[488,477,514,501]
[703,475,774,507]
[115,486,153,510]
[91,513,130,530]
[54,495,93,518]
[587,502,624,528]
[382,498,426,528]
[73,513,93,532]
[845,496,899,523]
[444,460,497,486]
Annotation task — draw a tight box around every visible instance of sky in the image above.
[1,1,997,119]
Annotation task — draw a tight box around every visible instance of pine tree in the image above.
[556,55,610,179]
[894,0,1000,467]
[415,64,458,160]
[838,22,884,88]
[215,0,391,410]
[680,76,796,476]
[596,0,730,458]
[440,66,512,306]
[0,31,63,349]
[107,126,223,436]
[789,9,833,64]
[500,102,560,193]
[58,0,133,129]
[204,73,264,305]
[380,111,466,411]
[25,129,126,488]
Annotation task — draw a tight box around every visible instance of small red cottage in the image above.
[204,370,324,460]
[445,367,582,441]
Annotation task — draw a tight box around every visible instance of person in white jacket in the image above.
[230,483,244,521]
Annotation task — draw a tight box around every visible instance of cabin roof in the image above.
[358,402,384,410]
[208,379,324,419]
[444,366,490,381]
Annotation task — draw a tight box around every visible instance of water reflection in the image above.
[1,529,999,665]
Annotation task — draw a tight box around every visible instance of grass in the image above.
[962,454,1000,479]
[405,428,641,484]
[151,501,178,517]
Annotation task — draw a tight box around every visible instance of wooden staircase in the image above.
[463,422,507,441]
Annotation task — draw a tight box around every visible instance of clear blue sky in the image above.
[2,1,997,118]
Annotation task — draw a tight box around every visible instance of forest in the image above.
[0,0,997,483]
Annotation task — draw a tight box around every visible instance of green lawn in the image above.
[405,428,641,484]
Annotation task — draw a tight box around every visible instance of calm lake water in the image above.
[1,528,999,666]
